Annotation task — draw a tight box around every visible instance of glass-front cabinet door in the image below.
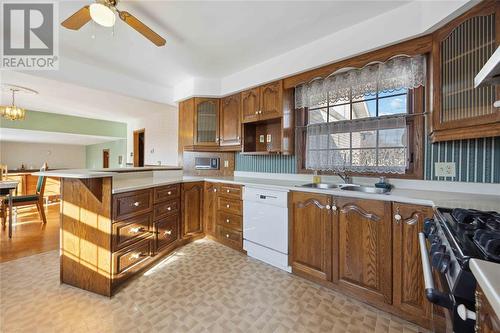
[194,98,219,146]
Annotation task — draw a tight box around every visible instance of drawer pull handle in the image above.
[225,234,230,238]
[226,219,230,223]
[133,202,140,207]
[332,205,337,212]
[226,204,230,208]
[394,214,402,223]
[130,252,146,260]
[164,229,172,236]
[226,189,230,193]
[129,227,144,234]
[167,206,171,211]
[167,191,172,195]
[213,188,217,192]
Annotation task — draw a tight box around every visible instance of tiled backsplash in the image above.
[235,136,500,183]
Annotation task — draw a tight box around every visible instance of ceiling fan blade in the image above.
[61,6,91,30]
[118,11,166,47]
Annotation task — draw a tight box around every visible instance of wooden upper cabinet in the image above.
[392,203,438,327]
[193,98,219,146]
[259,81,283,121]
[431,1,500,142]
[290,191,333,283]
[336,197,392,305]
[181,182,204,238]
[241,88,260,123]
[220,94,241,146]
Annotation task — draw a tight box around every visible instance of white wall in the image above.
[0,141,86,170]
[126,105,179,166]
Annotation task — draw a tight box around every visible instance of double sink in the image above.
[298,183,390,194]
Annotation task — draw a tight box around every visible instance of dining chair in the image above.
[1,163,48,227]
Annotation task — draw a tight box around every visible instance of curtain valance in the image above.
[295,55,426,109]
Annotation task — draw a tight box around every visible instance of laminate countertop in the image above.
[470,259,500,317]
[112,175,500,211]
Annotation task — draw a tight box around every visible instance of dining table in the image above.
[0,180,19,238]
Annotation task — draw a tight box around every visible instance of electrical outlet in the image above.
[435,162,456,178]
[266,134,272,143]
[259,135,265,143]
[224,160,229,168]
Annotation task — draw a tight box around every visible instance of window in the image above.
[305,89,410,174]
[295,55,426,178]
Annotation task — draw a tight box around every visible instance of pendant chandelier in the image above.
[0,85,38,121]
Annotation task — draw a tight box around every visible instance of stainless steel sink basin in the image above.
[340,185,390,194]
[297,183,340,189]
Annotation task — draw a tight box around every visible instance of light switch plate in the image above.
[259,135,265,143]
[435,162,456,177]
[266,134,272,143]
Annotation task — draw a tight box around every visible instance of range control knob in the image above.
[423,218,436,237]
[428,233,440,245]
[430,243,446,256]
[431,252,451,274]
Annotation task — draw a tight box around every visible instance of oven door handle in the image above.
[418,232,453,309]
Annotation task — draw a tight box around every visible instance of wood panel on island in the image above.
[290,191,445,331]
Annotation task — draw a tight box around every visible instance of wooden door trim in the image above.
[133,128,145,167]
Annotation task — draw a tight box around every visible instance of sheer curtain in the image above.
[297,55,426,174]
[295,55,426,109]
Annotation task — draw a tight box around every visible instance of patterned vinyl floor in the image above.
[0,239,428,333]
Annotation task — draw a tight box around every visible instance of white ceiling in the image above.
[0,128,122,145]
[58,1,409,88]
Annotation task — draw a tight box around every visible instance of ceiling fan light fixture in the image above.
[89,3,115,27]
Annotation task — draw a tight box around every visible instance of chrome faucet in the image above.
[337,171,351,184]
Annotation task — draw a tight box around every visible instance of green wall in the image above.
[0,110,127,138]
[86,139,127,169]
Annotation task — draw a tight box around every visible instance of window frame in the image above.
[296,86,425,179]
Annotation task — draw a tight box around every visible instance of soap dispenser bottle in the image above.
[312,170,321,184]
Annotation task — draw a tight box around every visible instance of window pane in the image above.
[378,148,407,167]
[378,88,407,98]
[352,100,376,119]
[329,133,350,149]
[308,108,328,124]
[378,128,407,147]
[352,130,376,148]
[379,94,408,116]
[329,104,350,122]
[329,149,350,168]
[352,92,377,102]
[351,149,377,167]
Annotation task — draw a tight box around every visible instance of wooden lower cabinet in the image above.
[476,285,500,333]
[337,197,392,305]
[153,214,179,252]
[213,183,243,251]
[392,202,440,326]
[181,182,204,238]
[203,182,217,236]
[290,191,333,283]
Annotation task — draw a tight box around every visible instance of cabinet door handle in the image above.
[226,219,230,223]
[225,234,230,238]
[255,111,258,115]
[133,201,140,207]
[394,214,402,223]
[331,205,337,212]
[226,189,230,193]
[167,191,172,195]
[226,204,230,208]
[129,227,144,234]
[325,205,331,210]
[164,229,172,236]
[167,206,171,211]
[213,188,217,192]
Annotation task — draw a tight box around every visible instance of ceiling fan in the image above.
[61,0,166,47]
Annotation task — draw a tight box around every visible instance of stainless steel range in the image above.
[419,208,500,333]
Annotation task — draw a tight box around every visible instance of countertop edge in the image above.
[470,259,500,317]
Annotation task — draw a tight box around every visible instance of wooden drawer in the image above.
[113,189,153,221]
[153,215,179,252]
[112,238,152,275]
[217,183,242,200]
[153,199,180,220]
[216,225,242,249]
[112,213,152,251]
[154,184,180,203]
[216,211,242,231]
[217,197,242,215]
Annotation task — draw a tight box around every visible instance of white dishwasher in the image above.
[243,186,290,272]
